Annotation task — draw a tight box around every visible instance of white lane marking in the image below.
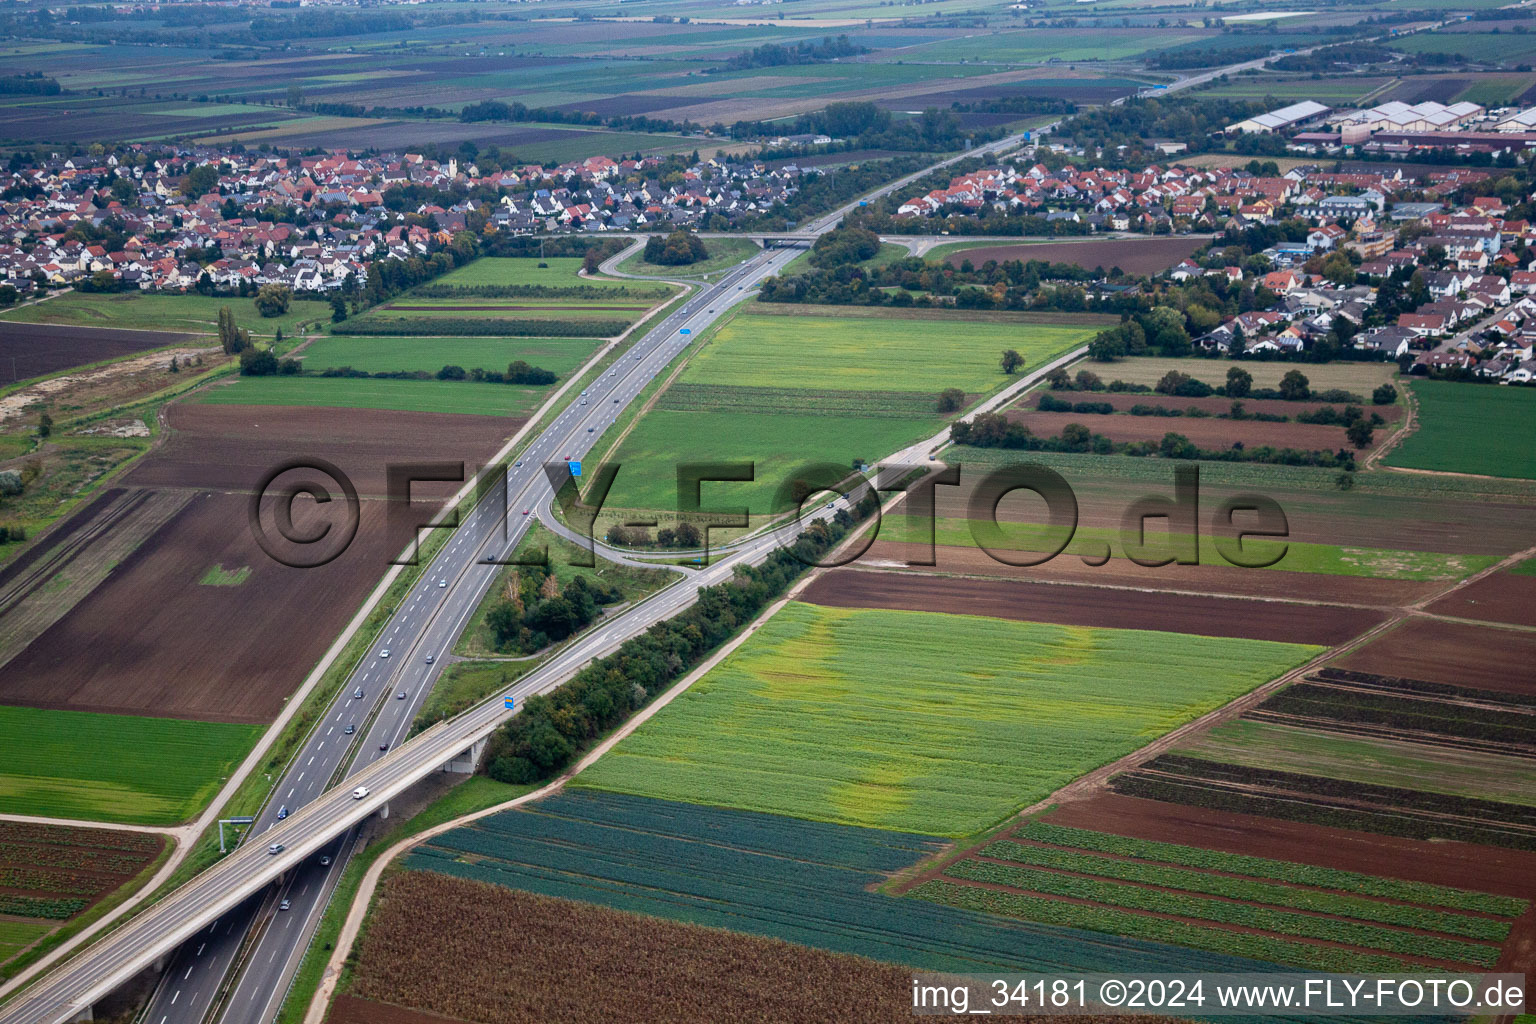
[184,965,193,980]
[171,991,179,1005]
[196,943,205,956]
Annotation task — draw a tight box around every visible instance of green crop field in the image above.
[1386,381,1536,480]
[296,336,600,377]
[943,858,1499,967]
[195,375,544,417]
[1393,31,1536,67]
[597,306,1093,514]
[574,602,1319,836]
[0,705,263,824]
[917,882,1426,975]
[409,790,1287,976]
[1,292,331,338]
[0,919,48,960]
[684,311,1084,394]
[432,257,632,289]
[1013,822,1525,915]
[874,516,1500,582]
[599,409,938,515]
[1182,719,1536,807]
[914,819,1526,973]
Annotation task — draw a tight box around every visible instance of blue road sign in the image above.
[228,816,255,825]
[570,460,582,477]
[504,696,516,710]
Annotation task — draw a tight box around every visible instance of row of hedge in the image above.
[410,283,672,300]
[332,318,627,338]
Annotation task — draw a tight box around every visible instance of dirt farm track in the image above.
[0,403,517,723]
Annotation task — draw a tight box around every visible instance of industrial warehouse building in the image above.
[1225,100,1331,134]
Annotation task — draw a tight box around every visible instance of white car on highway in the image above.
[351,786,369,800]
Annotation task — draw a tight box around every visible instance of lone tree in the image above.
[1372,383,1397,406]
[1346,419,1374,450]
[936,387,965,413]
[1278,368,1311,401]
[1000,349,1023,374]
[254,283,291,319]
[1225,365,1253,398]
[1087,329,1126,363]
[37,410,51,439]
[217,307,249,355]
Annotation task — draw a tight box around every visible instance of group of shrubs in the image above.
[333,318,627,337]
[481,494,879,785]
[484,567,623,656]
[1047,365,1397,408]
[410,282,670,301]
[312,360,558,386]
[606,521,703,549]
[951,412,1360,469]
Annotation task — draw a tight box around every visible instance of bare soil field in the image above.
[927,477,1536,556]
[0,321,198,384]
[1024,390,1404,423]
[0,404,515,723]
[341,870,1097,1024]
[1333,620,1536,696]
[0,494,399,722]
[1043,792,1536,899]
[329,998,461,1024]
[859,540,1440,605]
[1007,410,1359,452]
[801,568,1386,645]
[0,346,222,427]
[124,404,516,498]
[945,237,1205,276]
[1423,571,1536,628]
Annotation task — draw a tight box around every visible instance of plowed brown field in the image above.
[858,540,1438,605]
[0,403,515,722]
[801,569,1385,645]
[1423,570,1536,628]
[0,321,196,381]
[335,871,1159,1024]
[1333,619,1536,696]
[125,403,515,497]
[1043,792,1536,899]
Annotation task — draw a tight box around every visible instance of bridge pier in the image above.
[66,1006,93,1022]
[441,737,487,774]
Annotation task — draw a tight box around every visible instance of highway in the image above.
[2,134,984,1022]
[0,68,1295,1017]
[140,245,802,1024]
